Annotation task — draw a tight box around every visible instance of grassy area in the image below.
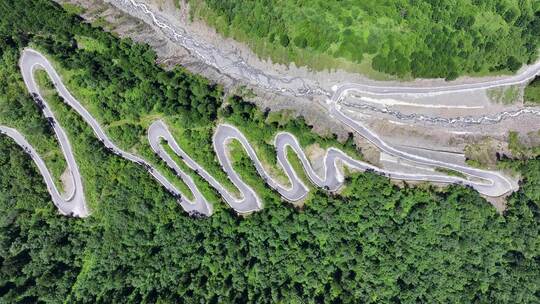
[92,17,112,31]
[487,85,520,105]
[508,131,540,159]
[227,139,284,209]
[161,121,240,198]
[525,76,540,104]
[285,146,313,188]
[75,35,107,54]
[284,146,318,204]
[265,110,294,126]
[464,139,498,169]
[161,140,224,206]
[435,167,467,179]
[60,3,85,15]
[33,69,69,192]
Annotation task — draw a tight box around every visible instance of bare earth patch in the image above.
[60,167,74,200]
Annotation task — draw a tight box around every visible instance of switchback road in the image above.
[0,49,517,217]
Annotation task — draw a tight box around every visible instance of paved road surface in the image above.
[0,49,517,217]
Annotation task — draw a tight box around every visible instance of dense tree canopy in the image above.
[2,129,540,303]
[0,1,539,303]
[190,0,540,79]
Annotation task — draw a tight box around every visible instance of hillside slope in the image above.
[190,0,540,79]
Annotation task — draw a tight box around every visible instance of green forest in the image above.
[1,0,539,302]
[189,0,540,79]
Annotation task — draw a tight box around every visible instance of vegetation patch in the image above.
[487,85,520,105]
[75,35,107,53]
[161,139,223,203]
[464,139,500,169]
[525,76,540,104]
[32,69,69,191]
[435,167,467,179]
[189,0,540,79]
[61,2,85,15]
[508,131,540,159]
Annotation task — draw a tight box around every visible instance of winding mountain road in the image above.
[0,49,519,217]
